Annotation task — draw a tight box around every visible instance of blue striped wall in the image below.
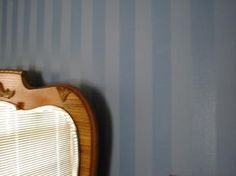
[0,0,236,176]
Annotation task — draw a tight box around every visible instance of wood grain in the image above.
[0,69,98,176]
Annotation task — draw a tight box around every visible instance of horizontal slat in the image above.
[0,101,79,176]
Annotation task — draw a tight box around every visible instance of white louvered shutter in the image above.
[0,101,79,176]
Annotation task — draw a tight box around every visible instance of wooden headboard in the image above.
[0,69,98,176]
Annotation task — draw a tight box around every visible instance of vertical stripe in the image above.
[120,0,135,175]
[71,0,81,54]
[43,0,53,51]
[10,0,18,67]
[60,0,72,80]
[52,0,62,50]
[215,1,236,175]
[11,0,18,56]
[5,0,13,62]
[36,0,45,50]
[61,0,71,56]
[0,0,3,57]
[92,2,106,174]
[43,0,53,79]
[69,0,82,79]
[170,0,193,175]
[105,0,120,175]
[28,0,37,53]
[152,0,172,176]
[191,0,216,176]
[23,0,30,52]
[16,0,24,58]
[134,0,152,175]
[1,0,7,60]
[93,0,106,91]
[80,0,93,82]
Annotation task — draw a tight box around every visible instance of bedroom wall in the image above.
[0,0,236,176]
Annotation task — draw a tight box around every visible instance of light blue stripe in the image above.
[191,0,215,175]
[92,0,106,91]
[119,0,135,175]
[23,0,30,52]
[52,0,62,50]
[36,0,45,50]
[152,0,172,176]
[11,0,17,56]
[71,0,82,54]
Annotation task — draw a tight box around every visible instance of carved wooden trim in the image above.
[0,82,15,99]
[57,87,71,102]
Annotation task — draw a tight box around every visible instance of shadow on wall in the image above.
[25,69,112,176]
[79,81,112,176]
[25,68,45,87]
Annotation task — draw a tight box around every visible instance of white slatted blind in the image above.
[0,101,79,176]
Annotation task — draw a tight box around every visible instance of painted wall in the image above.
[0,0,236,176]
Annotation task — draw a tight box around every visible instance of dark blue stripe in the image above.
[91,1,106,175]
[191,0,214,175]
[11,0,18,55]
[52,0,62,50]
[215,2,236,175]
[1,0,7,59]
[119,0,135,175]
[92,0,106,91]
[71,0,81,54]
[152,0,172,175]
[36,0,45,50]
[23,0,30,51]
